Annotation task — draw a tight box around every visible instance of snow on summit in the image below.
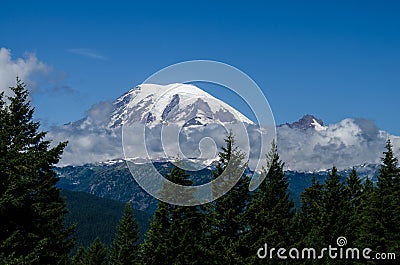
[110,83,254,128]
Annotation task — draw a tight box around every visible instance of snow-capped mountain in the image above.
[281,114,327,131]
[49,83,259,167]
[110,83,253,128]
[49,84,400,172]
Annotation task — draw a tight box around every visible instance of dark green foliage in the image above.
[140,201,171,264]
[140,164,207,264]
[344,168,364,245]
[296,167,359,264]
[320,166,350,245]
[244,141,296,264]
[0,79,74,264]
[111,202,140,265]
[85,237,109,265]
[346,167,363,209]
[205,131,250,264]
[356,140,400,263]
[72,245,86,265]
[166,165,208,265]
[297,175,324,247]
[378,139,400,191]
[62,189,150,249]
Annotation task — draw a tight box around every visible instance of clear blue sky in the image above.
[1,0,399,134]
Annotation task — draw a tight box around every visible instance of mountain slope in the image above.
[57,161,380,211]
[61,189,151,248]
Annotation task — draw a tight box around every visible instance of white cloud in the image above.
[50,114,400,172]
[0,47,51,96]
[68,48,107,60]
[277,118,400,171]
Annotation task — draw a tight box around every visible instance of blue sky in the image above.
[1,0,399,134]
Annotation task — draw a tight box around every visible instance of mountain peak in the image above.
[109,83,254,128]
[285,114,327,131]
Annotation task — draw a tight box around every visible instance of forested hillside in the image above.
[61,190,150,248]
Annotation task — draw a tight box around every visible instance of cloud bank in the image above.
[278,118,400,171]
[49,108,400,172]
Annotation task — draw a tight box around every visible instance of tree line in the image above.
[1,80,399,264]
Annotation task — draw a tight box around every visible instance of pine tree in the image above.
[244,141,295,264]
[86,237,109,265]
[205,131,250,264]
[111,202,140,265]
[0,78,74,264]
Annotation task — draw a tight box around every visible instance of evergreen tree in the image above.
[165,165,207,264]
[244,141,295,264]
[362,177,375,195]
[140,164,207,264]
[111,202,140,265]
[0,79,74,264]
[205,131,250,264]
[72,245,87,265]
[297,167,351,264]
[320,167,350,245]
[296,176,324,239]
[345,167,363,209]
[296,175,324,249]
[357,140,400,262]
[378,139,400,192]
[140,201,171,265]
[344,167,363,245]
[86,237,109,265]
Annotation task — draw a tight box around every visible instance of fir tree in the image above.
[140,201,171,265]
[0,79,74,264]
[166,165,208,264]
[140,163,207,264]
[357,140,400,262]
[205,131,250,264]
[345,167,363,209]
[111,202,140,265]
[344,167,363,245]
[244,141,295,264]
[320,167,350,245]
[72,245,87,265]
[297,175,324,242]
[378,139,400,191]
[297,167,351,264]
[86,237,109,265]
